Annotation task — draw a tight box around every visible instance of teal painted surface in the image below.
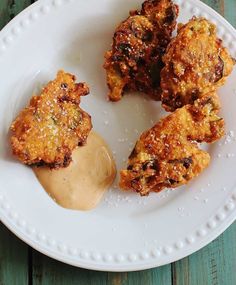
[0,223,28,285]
[0,0,32,30]
[31,251,172,285]
[0,0,236,284]
[173,223,236,285]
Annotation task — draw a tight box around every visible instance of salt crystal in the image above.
[229,130,235,138]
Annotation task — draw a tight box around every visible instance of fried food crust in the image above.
[161,17,235,112]
[104,0,179,102]
[10,71,92,169]
[120,93,224,196]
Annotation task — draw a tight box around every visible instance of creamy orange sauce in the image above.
[34,131,116,210]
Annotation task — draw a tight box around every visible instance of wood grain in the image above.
[32,251,109,285]
[172,223,236,285]
[0,0,32,30]
[0,0,236,284]
[31,251,172,285]
[0,223,28,285]
[203,0,224,15]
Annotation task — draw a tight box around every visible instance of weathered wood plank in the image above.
[0,0,10,30]
[32,251,108,285]
[223,0,236,26]
[173,223,236,285]
[125,265,172,285]
[0,0,33,30]
[202,0,225,15]
[32,251,172,285]
[0,223,29,285]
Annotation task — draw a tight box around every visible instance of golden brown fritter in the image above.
[120,93,224,196]
[10,71,92,169]
[161,17,235,112]
[104,0,179,102]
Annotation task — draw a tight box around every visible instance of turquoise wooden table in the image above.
[1,0,236,284]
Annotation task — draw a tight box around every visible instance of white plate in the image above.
[0,0,236,272]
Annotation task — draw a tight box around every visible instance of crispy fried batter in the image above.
[104,0,179,102]
[161,17,235,112]
[120,93,224,196]
[10,71,92,169]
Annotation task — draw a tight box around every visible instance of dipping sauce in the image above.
[34,131,116,210]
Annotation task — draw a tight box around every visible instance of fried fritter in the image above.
[10,71,92,169]
[161,17,235,112]
[104,0,179,102]
[120,93,224,196]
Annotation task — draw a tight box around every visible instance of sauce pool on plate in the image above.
[34,131,116,210]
